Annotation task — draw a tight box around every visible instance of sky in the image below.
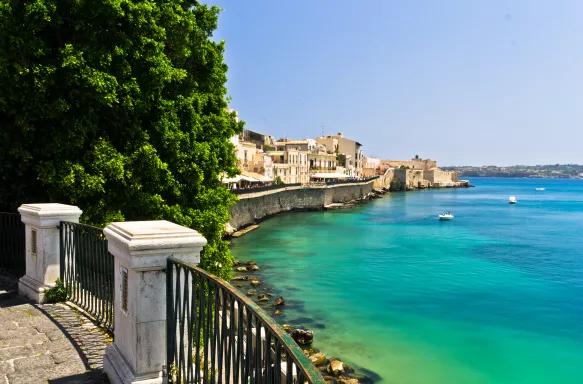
[211,1,583,166]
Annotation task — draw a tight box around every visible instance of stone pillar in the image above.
[18,203,83,303]
[103,220,206,384]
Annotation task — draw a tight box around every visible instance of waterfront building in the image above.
[316,132,363,178]
[242,129,276,150]
[363,157,382,177]
[267,148,309,184]
[247,152,274,180]
[308,144,337,175]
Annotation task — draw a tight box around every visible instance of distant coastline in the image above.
[443,164,583,179]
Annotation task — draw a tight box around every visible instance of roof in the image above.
[241,171,273,182]
[275,140,309,145]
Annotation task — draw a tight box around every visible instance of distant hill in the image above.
[441,164,583,179]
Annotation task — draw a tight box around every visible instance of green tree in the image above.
[274,176,284,185]
[0,0,243,278]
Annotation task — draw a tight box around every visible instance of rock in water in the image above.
[309,352,326,366]
[236,267,247,272]
[233,259,240,266]
[249,265,260,271]
[251,280,261,286]
[327,360,344,376]
[274,309,281,315]
[258,294,269,302]
[225,223,236,236]
[273,296,285,306]
[282,324,292,332]
[232,275,248,281]
[291,329,314,345]
[246,261,256,266]
[337,377,359,384]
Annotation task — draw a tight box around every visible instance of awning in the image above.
[222,175,242,183]
[240,175,259,182]
[310,173,349,179]
[241,171,273,182]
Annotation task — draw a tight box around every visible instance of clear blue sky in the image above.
[211,1,583,166]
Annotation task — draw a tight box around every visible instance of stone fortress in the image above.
[380,158,469,189]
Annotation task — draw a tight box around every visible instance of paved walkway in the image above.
[0,274,111,384]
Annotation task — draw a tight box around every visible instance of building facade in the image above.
[316,132,363,178]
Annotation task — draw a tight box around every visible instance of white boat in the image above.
[535,188,545,191]
[509,196,517,204]
[439,213,454,220]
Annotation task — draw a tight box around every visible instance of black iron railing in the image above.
[231,183,302,195]
[167,258,325,384]
[60,221,114,332]
[324,176,378,186]
[0,212,25,276]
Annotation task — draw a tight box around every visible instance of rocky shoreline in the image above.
[230,260,381,384]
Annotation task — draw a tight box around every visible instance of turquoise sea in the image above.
[230,178,583,384]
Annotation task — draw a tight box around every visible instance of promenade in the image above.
[0,274,111,384]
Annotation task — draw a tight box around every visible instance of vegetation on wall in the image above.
[389,179,405,191]
[0,0,243,278]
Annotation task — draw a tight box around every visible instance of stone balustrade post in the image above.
[103,220,206,384]
[18,203,83,303]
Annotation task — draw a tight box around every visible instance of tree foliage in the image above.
[0,0,243,278]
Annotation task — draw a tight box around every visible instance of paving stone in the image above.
[0,346,33,361]
[1,274,112,384]
[0,327,40,341]
[0,334,48,348]
[0,361,13,375]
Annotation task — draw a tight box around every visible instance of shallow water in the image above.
[230,178,583,384]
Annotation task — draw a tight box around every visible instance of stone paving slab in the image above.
[0,274,111,384]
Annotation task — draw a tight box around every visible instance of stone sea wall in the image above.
[228,181,374,230]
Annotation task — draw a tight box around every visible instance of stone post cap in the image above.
[104,220,207,271]
[18,203,83,227]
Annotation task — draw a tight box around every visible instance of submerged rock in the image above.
[348,372,374,384]
[282,324,292,332]
[251,280,261,287]
[247,290,257,296]
[249,265,260,271]
[274,309,281,315]
[246,261,256,266]
[343,364,355,374]
[291,329,313,345]
[232,275,248,281]
[236,266,247,272]
[327,360,344,376]
[225,223,236,237]
[273,296,285,306]
[337,377,359,384]
[309,352,326,366]
[258,294,269,302]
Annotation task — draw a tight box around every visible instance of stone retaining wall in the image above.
[228,181,374,230]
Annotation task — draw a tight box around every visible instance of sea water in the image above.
[230,178,583,384]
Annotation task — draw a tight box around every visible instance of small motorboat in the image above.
[535,188,545,191]
[439,213,454,220]
[509,196,517,204]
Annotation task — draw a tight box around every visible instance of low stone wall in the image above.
[373,168,394,190]
[228,181,374,230]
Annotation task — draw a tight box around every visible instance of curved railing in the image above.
[167,258,325,384]
[231,183,301,195]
